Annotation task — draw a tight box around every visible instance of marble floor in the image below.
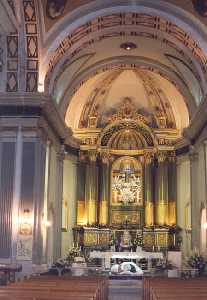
[108,279,143,300]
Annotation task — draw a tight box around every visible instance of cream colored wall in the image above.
[61,156,77,257]
[196,144,206,253]
[177,143,207,258]
[177,155,191,257]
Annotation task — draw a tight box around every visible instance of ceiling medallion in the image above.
[120,42,137,51]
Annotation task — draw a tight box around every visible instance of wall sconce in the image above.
[19,209,33,235]
[42,219,52,227]
[42,213,52,228]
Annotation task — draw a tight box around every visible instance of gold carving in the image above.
[111,156,143,206]
[156,232,168,248]
[88,115,98,128]
[84,231,97,246]
[111,211,141,225]
[158,138,174,146]
[143,233,155,248]
[168,151,176,162]
[157,152,167,163]
[101,152,110,164]
[144,152,154,164]
[99,232,109,245]
[108,97,149,124]
[88,150,97,162]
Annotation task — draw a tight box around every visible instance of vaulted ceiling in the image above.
[1,0,207,138]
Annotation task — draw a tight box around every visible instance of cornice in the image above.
[0,93,79,149]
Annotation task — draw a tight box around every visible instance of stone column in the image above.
[168,152,177,226]
[99,152,110,225]
[12,126,23,262]
[85,150,98,225]
[76,152,86,226]
[189,148,200,250]
[144,152,154,226]
[53,148,64,261]
[155,152,168,226]
[0,131,16,260]
[32,138,47,264]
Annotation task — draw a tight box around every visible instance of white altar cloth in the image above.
[90,251,163,269]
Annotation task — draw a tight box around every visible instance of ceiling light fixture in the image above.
[120,42,137,51]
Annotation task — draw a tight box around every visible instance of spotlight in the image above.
[120,42,137,51]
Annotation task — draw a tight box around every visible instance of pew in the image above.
[0,276,108,300]
[143,277,207,300]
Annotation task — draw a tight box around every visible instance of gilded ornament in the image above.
[88,150,97,162]
[157,152,167,162]
[168,151,176,162]
[144,152,154,164]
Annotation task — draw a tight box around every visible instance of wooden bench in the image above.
[143,277,207,300]
[0,276,108,300]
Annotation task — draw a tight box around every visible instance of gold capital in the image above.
[144,152,154,164]
[157,152,167,163]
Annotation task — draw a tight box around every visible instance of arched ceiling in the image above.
[35,0,207,128]
[1,0,207,142]
[65,68,189,134]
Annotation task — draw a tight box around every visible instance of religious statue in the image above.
[120,219,133,251]
[120,229,132,251]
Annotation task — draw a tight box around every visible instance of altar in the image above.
[90,250,163,270]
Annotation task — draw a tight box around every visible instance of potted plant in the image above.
[188,252,206,275]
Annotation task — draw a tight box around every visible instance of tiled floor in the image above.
[108,279,143,300]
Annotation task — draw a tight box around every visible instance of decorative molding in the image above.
[6,34,18,92]
[23,0,39,92]
[45,12,207,89]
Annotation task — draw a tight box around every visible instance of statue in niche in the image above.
[46,0,67,20]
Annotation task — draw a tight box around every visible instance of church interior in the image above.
[1,0,207,299]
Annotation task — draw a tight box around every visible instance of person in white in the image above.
[111,261,143,275]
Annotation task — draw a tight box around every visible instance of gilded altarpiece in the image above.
[110,156,144,227]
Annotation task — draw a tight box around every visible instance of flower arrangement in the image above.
[51,247,83,271]
[133,231,143,247]
[188,252,206,274]
[66,247,83,264]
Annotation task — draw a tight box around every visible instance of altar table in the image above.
[90,251,163,269]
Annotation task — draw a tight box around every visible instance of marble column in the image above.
[76,152,86,226]
[99,153,110,225]
[189,148,200,250]
[168,152,177,226]
[155,152,168,226]
[85,151,98,225]
[144,153,154,226]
